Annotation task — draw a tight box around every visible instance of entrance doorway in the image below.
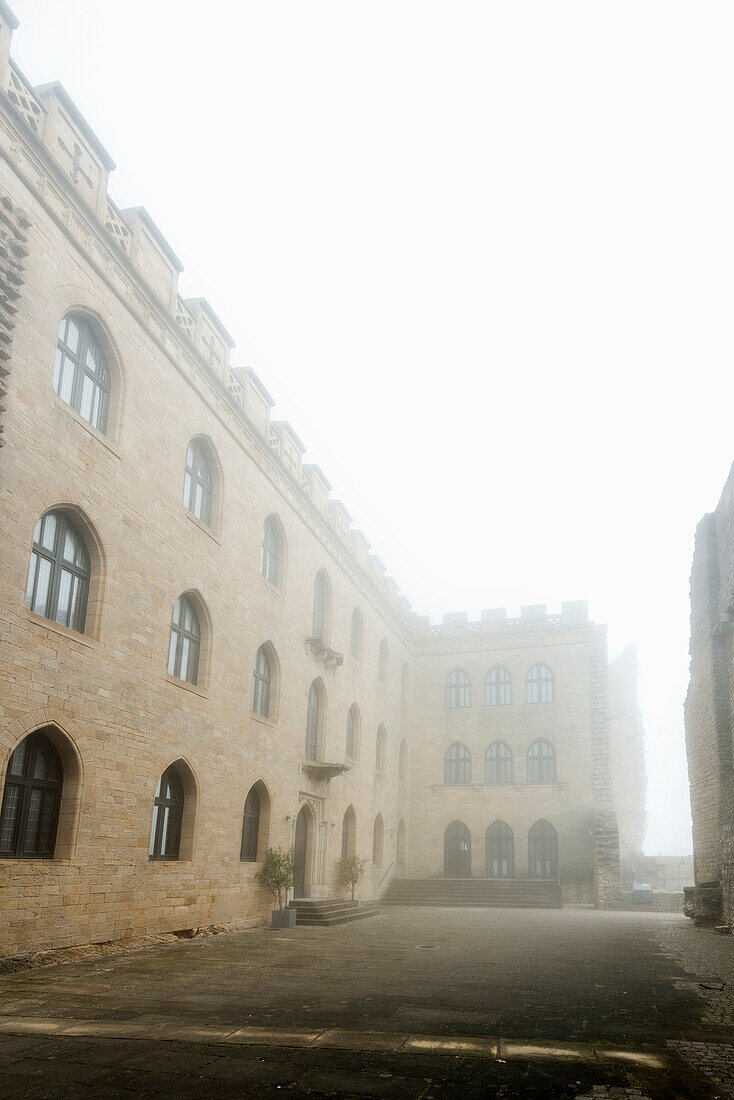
[528,819,558,879]
[443,820,471,878]
[294,804,313,898]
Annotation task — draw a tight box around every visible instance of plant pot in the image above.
[271,908,297,929]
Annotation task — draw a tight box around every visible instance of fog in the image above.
[11,0,734,856]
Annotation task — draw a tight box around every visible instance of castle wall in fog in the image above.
[0,2,642,956]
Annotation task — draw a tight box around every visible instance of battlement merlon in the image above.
[0,1,420,633]
[414,600,592,641]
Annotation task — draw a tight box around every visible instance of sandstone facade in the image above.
[0,4,641,956]
[685,461,734,925]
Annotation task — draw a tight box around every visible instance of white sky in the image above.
[10,0,734,856]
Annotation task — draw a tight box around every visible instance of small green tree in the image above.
[255,846,295,910]
[336,855,368,901]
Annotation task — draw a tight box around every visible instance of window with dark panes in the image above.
[444,741,471,784]
[260,518,280,585]
[240,785,261,861]
[526,663,554,703]
[167,595,201,684]
[486,821,514,878]
[485,741,513,784]
[149,765,184,860]
[0,731,63,859]
[53,314,110,432]
[444,668,470,708]
[527,739,556,783]
[306,683,320,760]
[251,645,272,717]
[26,511,90,633]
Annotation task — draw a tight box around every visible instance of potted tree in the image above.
[336,855,368,903]
[256,846,296,928]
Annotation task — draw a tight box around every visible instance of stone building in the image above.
[0,3,642,957]
[685,460,734,924]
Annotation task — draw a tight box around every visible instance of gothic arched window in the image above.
[26,511,91,634]
[485,741,513,784]
[54,314,110,432]
[445,669,471,708]
[240,785,261,862]
[260,517,282,586]
[485,667,511,706]
[526,663,554,704]
[182,439,213,526]
[149,765,184,861]
[251,645,272,718]
[527,739,556,783]
[167,595,201,685]
[444,742,471,785]
[0,731,63,859]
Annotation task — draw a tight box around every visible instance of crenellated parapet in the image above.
[0,1,415,633]
[414,601,591,641]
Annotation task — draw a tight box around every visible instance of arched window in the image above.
[527,739,556,783]
[445,669,470,709]
[312,570,331,641]
[485,741,513,784]
[341,804,356,859]
[401,662,410,710]
[346,704,360,760]
[306,681,323,761]
[167,595,201,684]
[485,667,511,706]
[486,821,514,878]
[375,725,387,775]
[149,765,184,861]
[53,314,110,432]
[444,820,471,878]
[529,819,558,879]
[372,813,384,866]
[251,645,272,718]
[350,609,363,661]
[240,785,261,862]
[26,511,91,633]
[378,639,389,685]
[0,731,63,858]
[182,439,213,526]
[260,517,282,586]
[526,663,554,703]
[444,742,471,785]
[399,738,408,782]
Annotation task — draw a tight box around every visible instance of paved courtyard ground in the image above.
[0,907,732,1097]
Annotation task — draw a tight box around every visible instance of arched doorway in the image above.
[485,821,514,878]
[396,819,407,876]
[294,804,314,898]
[443,820,471,878]
[528,819,558,879]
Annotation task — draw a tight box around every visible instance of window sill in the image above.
[250,712,278,729]
[186,511,221,545]
[25,611,100,650]
[160,672,209,699]
[53,395,122,459]
[258,575,283,597]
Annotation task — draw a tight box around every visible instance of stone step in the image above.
[381,878,562,910]
[288,898,380,926]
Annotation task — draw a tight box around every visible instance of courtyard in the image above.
[0,906,732,1097]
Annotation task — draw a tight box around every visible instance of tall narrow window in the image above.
[260,517,281,586]
[486,821,514,878]
[346,704,360,759]
[306,682,321,761]
[485,741,513,784]
[526,663,554,703]
[26,511,91,633]
[53,314,110,432]
[167,595,201,685]
[350,609,363,661]
[444,742,471,784]
[182,440,213,526]
[372,813,384,866]
[378,639,389,685]
[149,765,184,861]
[527,739,556,783]
[312,571,330,641]
[341,805,356,859]
[445,669,470,708]
[375,725,387,775]
[240,785,261,862]
[251,645,272,718]
[0,731,63,859]
[399,739,408,782]
[485,667,511,706]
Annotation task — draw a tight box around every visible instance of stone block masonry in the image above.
[0,1,641,957]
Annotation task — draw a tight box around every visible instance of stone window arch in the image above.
[444,741,471,785]
[526,662,554,704]
[485,667,511,706]
[0,729,64,858]
[240,780,271,862]
[252,642,279,719]
[26,510,91,634]
[341,804,356,859]
[485,741,513,784]
[378,639,390,686]
[53,313,111,433]
[445,668,471,708]
[529,819,558,878]
[526,739,556,783]
[167,593,203,685]
[350,608,364,662]
[149,759,198,861]
[182,437,217,527]
[399,738,408,782]
[346,704,360,760]
[486,821,514,878]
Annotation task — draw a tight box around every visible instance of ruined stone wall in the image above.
[608,645,647,883]
[685,463,734,925]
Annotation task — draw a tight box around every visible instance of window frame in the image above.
[526,663,555,704]
[485,667,511,706]
[526,739,556,783]
[260,517,281,587]
[251,645,272,718]
[444,741,471,785]
[182,439,214,527]
[444,668,471,709]
[25,511,91,634]
[0,731,63,860]
[53,314,111,433]
[240,785,261,862]
[149,765,184,862]
[306,682,321,761]
[167,595,201,685]
[485,741,513,784]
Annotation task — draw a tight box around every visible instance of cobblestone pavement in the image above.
[0,907,728,1097]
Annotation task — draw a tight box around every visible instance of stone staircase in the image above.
[288,898,380,926]
[381,877,562,910]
